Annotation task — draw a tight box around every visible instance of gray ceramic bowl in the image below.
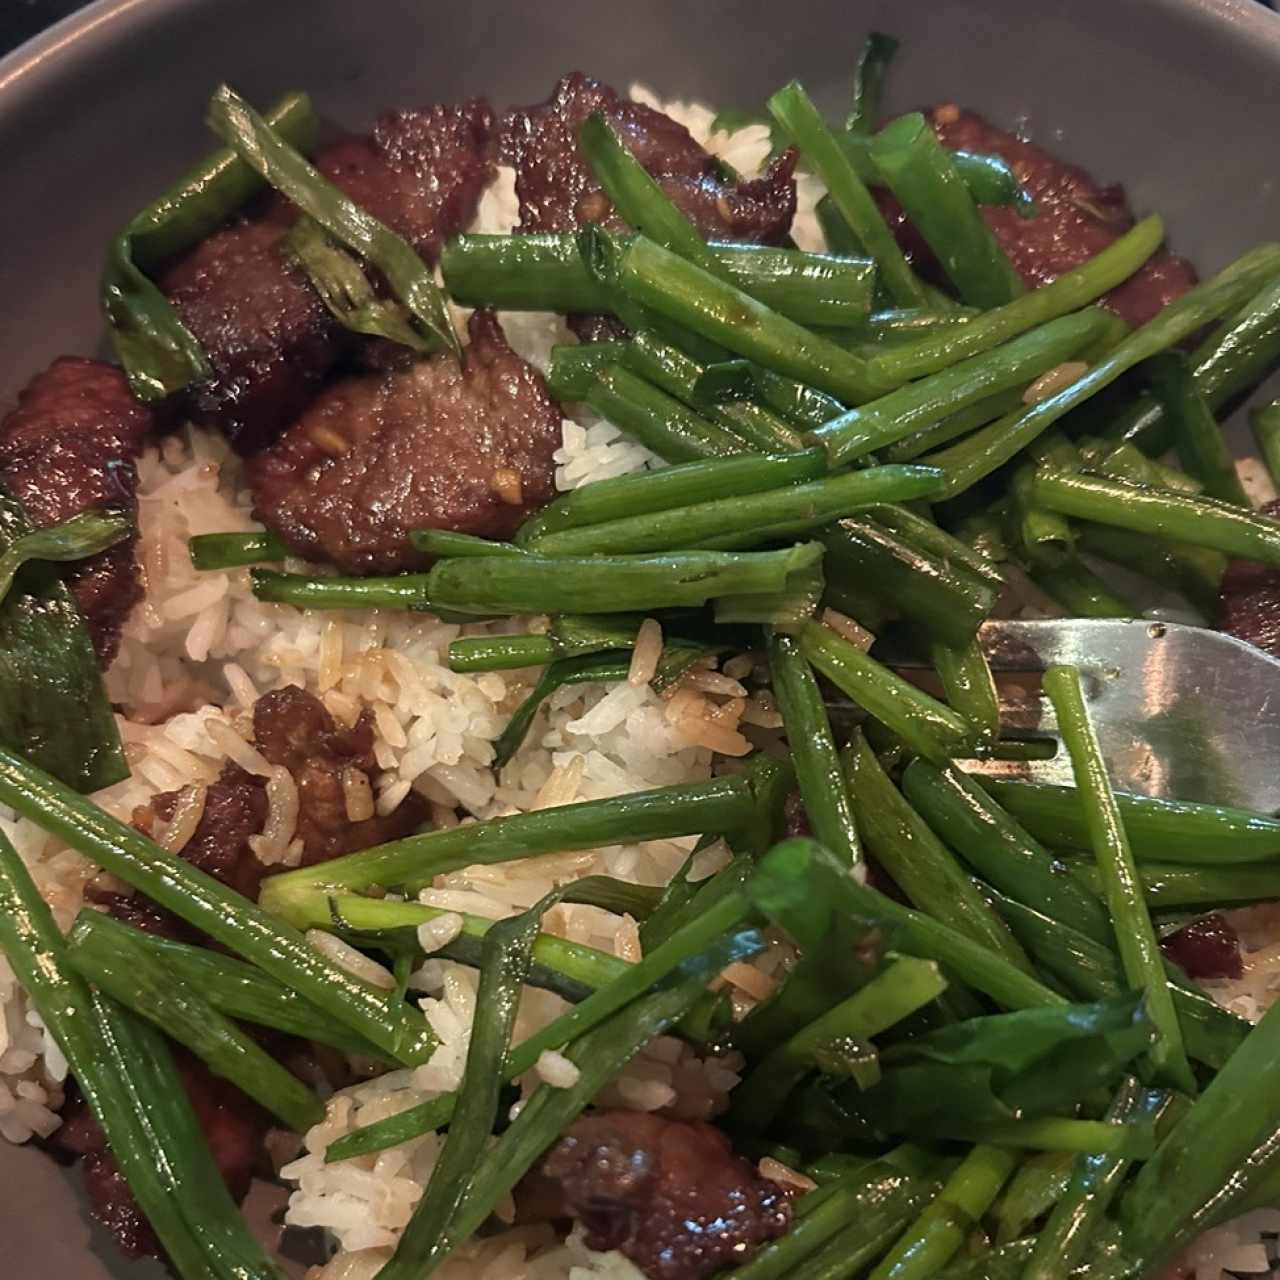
[2,0,1280,1273]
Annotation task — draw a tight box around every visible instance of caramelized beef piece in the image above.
[248,309,560,573]
[879,107,1196,329]
[539,1111,791,1280]
[1218,499,1280,656]
[0,357,154,666]
[253,685,427,862]
[501,73,797,244]
[163,101,496,453]
[161,217,348,454]
[1162,913,1243,980]
[316,99,496,262]
[55,1057,270,1261]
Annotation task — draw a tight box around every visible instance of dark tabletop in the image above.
[1,1,95,57]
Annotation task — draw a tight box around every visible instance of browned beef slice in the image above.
[247,309,561,573]
[253,685,427,862]
[1161,913,1243,981]
[161,216,348,454]
[500,72,798,242]
[163,101,496,454]
[54,1056,270,1261]
[878,107,1197,329]
[1217,498,1280,656]
[539,1111,792,1280]
[316,99,497,262]
[0,357,154,666]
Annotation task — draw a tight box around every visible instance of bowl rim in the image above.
[3,0,1280,117]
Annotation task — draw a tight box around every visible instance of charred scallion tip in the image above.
[103,90,317,402]
[285,215,434,353]
[206,84,459,357]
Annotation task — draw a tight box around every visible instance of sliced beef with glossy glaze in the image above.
[1217,498,1280,656]
[0,357,155,666]
[501,73,797,243]
[879,107,1197,329]
[316,98,496,262]
[1161,912,1243,981]
[162,101,497,453]
[535,1110,792,1280]
[248,309,561,573]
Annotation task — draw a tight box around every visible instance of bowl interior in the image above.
[1,0,1278,1272]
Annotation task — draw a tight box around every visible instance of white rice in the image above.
[0,83,1275,1280]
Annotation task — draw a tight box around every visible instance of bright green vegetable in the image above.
[0,744,437,1067]
[799,619,972,762]
[731,955,948,1138]
[847,31,899,133]
[980,778,1280,865]
[866,218,1164,386]
[1043,665,1194,1092]
[1023,1079,1169,1280]
[870,1145,1020,1280]
[1250,400,1280,489]
[285,215,433,353]
[1031,469,1280,565]
[769,81,926,307]
[517,450,825,544]
[904,762,1112,945]
[1145,351,1248,505]
[0,493,128,793]
[0,830,281,1279]
[925,244,1280,496]
[259,771,757,913]
[103,91,317,401]
[870,112,1024,308]
[442,234,877,327]
[207,85,458,356]
[66,910,323,1132]
[525,465,944,555]
[325,889,755,1162]
[814,310,1108,465]
[608,233,890,403]
[0,510,131,608]
[189,530,288,570]
[769,631,862,866]
[847,736,1031,967]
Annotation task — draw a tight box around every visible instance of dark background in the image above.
[2,1,93,55]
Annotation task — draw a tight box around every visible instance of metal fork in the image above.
[890,619,1280,812]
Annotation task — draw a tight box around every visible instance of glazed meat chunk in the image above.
[0,357,155,665]
[501,73,797,243]
[248,309,561,573]
[162,100,497,452]
[316,98,496,262]
[881,107,1197,328]
[537,1111,792,1280]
